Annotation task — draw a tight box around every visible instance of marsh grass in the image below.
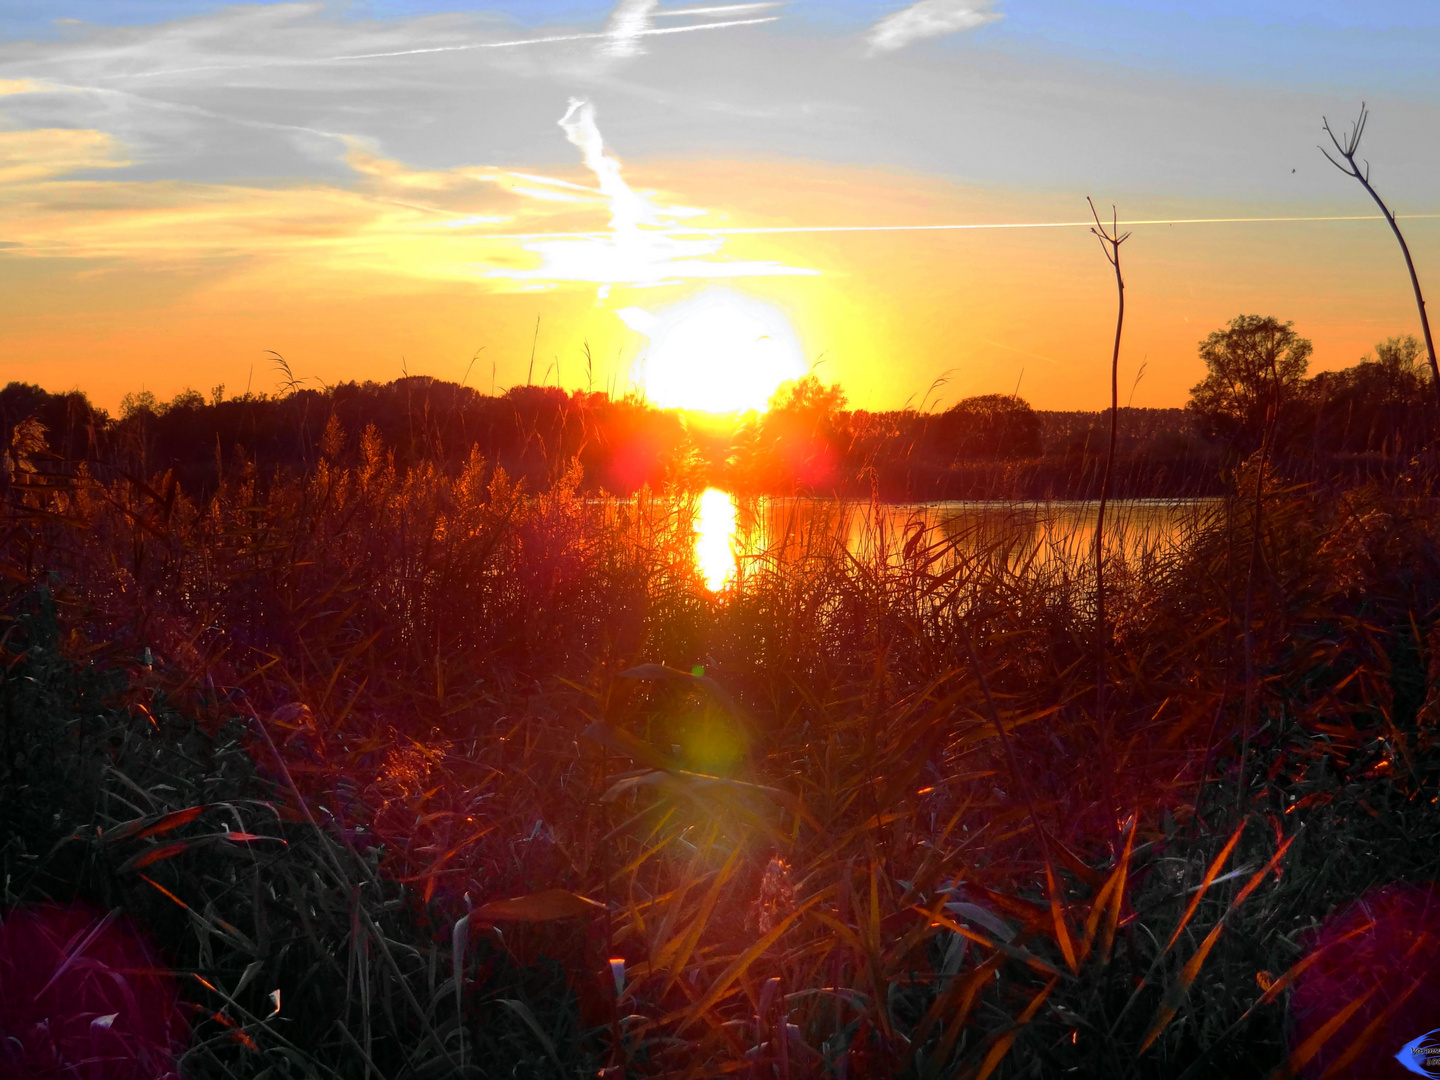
[2,429,1440,1077]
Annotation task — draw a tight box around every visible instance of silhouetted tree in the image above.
[1187,315,1313,454]
[769,374,847,419]
[1306,335,1435,457]
[734,375,849,492]
[0,384,105,462]
[929,394,1041,460]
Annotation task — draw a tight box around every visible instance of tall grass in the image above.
[3,425,1440,1077]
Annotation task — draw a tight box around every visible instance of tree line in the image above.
[0,319,1430,501]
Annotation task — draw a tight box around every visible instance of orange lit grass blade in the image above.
[1045,829,1107,893]
[100,815,147,843]
[673,888,830,1036]
[969,886,1050,933]
[921,907,1065,979]
[1254,919,1377,1007]
[898,917,978,1065]
[865,859,900,1043]
[918,953,1006,1078]
[974,976,1060,1080]
[1079,821,1134,967]
[135,804,207,838]
[1140,919,1226,1055]
[319,630,382,711]
[121,841,190,872]
[1163,820,1246,954]
[1269,985,1380,1080]
[140,873,190,910]
[807,909,868,957]
[658,846,741,993]
[103,803,206,843]
[867,860,882,958]
[1140,836,1294,1054]
[475,889,606,922]
[954,617,1077,975]
[1045,862,1079,974]
[408,826,493,904]
[1225,835,1293,910]
[885,896,957,971]
[1099,814,1138,964]
[1316,974,1425,1080]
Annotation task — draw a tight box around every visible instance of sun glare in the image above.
[627,288,808,414]
[695,487,739,591]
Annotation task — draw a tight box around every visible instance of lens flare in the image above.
[695,487,738,590]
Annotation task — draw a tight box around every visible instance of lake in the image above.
[695,492,1222,590]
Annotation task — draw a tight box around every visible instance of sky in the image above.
[0,0,1436,413]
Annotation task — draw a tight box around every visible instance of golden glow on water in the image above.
[695,488,739,591]
[685,495,1213,595]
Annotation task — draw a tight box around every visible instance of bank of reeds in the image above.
[3,428,1440,1077]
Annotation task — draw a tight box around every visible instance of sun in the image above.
[624,288,808,414]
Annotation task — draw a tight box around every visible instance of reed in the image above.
[2,422,1439,1078]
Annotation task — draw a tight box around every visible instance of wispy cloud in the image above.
[10,2,786,83]
[0,3,788,197]
[603,1,782,60]
[605,0,659,59]
[491,98,816,290]
[0,96,820,298]
[0,127,127,183]
[867,0,1002,54]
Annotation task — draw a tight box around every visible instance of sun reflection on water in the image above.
[695,488,738,591]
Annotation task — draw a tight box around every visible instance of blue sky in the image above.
[3,1,1434,190]
[3,2,1435,108]
[0,1,1435,409]
[6,1,1438,28]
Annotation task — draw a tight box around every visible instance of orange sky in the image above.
[3,143,1434,415]
[1,3,1437,416]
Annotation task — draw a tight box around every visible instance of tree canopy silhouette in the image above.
[929,393,1042,460]
[1187,315,1312,453]
[1306,335,1435,456]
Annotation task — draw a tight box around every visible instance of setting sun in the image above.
[623,288,808,414]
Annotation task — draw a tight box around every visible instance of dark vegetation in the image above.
[1,330,1433,509]
[2,309,1440,1076]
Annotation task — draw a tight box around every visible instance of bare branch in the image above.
[1317,103,1440,414]
[1085,192,1128,821]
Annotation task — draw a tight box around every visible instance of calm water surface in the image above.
[694,492,1221,590]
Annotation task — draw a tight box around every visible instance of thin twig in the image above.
[1087,196,1131,823]
[1320,103,1440,412]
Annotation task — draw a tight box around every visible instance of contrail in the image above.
[463,213,1440,241]
[653,3,783,16]
[671,213,1440,235]
[334,16,779,59]
[29,77,348,141]
[105,15,780,78]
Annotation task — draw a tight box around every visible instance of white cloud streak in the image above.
[104,11,783,78]
[654,3,782,16]
[605,0,658,59]
[867,0,1002,54]
[492,98,816,288]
